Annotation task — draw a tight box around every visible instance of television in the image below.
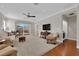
[43,24,51,30]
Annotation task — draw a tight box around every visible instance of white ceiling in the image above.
[0,3,77,22]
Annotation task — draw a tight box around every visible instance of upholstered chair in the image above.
[46,33,59,44]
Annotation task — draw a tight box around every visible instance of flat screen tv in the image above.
[43,24,51,30]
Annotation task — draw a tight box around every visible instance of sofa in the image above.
[0,31,17,56]
[0,44,8,50]
[0,38,17,56]
[0,46,17,56]
[4,35,15,46]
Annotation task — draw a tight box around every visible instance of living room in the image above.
[0,3,79,56]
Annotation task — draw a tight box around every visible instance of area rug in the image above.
[13,35,61,56]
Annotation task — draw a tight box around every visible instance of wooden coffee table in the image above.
[19,36,26,42]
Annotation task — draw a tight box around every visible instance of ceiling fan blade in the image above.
[28,16,36,17]
[23,13,36,18]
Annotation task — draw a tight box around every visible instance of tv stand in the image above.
[40,31,51,39]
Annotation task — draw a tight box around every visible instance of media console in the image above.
[40,31,51,39]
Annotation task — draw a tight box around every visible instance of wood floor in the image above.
[43,39,78,56]
[76,49,79,56]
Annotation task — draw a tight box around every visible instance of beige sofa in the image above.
[0,39,17,56]
[0,44,8,50]
[0,46,17,56]
[0,38,17,56]
[0,31,17,56]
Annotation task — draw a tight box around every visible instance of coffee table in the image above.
[19,36,26,42]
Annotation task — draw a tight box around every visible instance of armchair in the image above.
[46,33,59,44]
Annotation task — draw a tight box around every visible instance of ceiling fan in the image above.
[23,12,36,18]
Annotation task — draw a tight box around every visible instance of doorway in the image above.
[62,13,77,39]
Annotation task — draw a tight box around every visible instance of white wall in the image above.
[63,15,77,39]
[37,13,63,41]
[0,13,16,32]
[36,6,78,43]
[0,13,5,30]
[63,20,68,38]
[67,16,77,39]
[77,7,79,48]
[5,19,15,32]
[30,23,35,36]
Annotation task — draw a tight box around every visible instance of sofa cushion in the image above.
[0,44,8,50]
[0,46,17,56]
